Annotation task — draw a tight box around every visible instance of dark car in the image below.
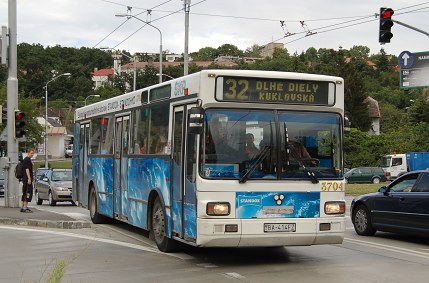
[345,167,387,184]
[35,169,73,206]
[351,170,429,237]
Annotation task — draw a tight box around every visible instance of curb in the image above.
[0,218,91,229]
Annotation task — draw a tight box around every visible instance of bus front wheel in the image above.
[151,197,177,252]
[89,187,107,224]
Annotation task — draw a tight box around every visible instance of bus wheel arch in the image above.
[89,183,107,224]
[148,190,177,252]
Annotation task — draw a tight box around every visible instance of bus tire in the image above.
[89,186,107,224]
[151,196,177,252]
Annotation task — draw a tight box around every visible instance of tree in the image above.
[217,44,243,57]
[194,47,218,61]
[244,44,263,58]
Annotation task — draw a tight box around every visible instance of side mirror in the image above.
[378,186,389,195]
[42,177,49,182]
[344,116,351,134]
[188,107,204,135]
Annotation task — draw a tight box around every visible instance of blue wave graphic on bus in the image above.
[128,158,171,232]
[88,158,114,216]
[236,192,320,218]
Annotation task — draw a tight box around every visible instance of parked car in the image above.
[65,144,73,158]
[35,169,74,206]
[34,168,50,184]
[351,170,429,238]
[345,167,387,184]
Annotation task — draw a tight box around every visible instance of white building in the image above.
[36,117,68,159]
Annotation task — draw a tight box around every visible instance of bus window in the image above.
[130,108,149,154]
[149,104,169,154]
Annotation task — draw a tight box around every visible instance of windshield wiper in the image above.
[297,160,319,184]
[239,145,272,183]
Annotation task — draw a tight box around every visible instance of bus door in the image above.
[77,123,89,206]
[113,115,130,221]
[171,105,198,241]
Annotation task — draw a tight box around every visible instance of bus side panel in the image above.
[88,157,114,217]
[127,157,171,231]
[72,123,80,203]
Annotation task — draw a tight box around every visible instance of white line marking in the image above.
[0,226,185,259]
[344,237,429,259]
[225,272,246,280]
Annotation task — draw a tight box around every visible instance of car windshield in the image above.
[382,156,391,167]
[200,109,343,181]
[51,171,72,181]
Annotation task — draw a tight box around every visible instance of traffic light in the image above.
[379,7,394,43]
[14,110,26,138]
[0,105,6,125]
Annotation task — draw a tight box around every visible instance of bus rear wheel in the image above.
[151,197,177,252]
[89,186,107,224]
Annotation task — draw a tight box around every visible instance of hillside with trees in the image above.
[1,43,428,167]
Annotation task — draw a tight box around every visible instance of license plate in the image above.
[264,223,296,232]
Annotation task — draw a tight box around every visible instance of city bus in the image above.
[73,70,347,252]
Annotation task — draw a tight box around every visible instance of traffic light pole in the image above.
[391,19,429,38]
[5,0,20,208]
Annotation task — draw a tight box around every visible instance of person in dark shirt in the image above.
[20,148,35,213]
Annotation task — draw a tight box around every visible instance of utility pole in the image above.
[5,0,20,207]
[184,0,191,75]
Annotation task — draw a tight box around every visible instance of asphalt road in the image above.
[1,197,428,283]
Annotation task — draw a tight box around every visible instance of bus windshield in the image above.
[200,109,342,181]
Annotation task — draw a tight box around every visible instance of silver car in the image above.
[35,169,74,206]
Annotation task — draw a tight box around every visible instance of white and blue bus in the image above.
[73,70,346,252]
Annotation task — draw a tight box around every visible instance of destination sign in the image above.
[217,77,333,105]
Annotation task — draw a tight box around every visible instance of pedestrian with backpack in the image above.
[20,148,35,213]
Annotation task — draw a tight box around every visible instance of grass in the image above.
[345,182,389,196]
[47,259,66,283]
[33,159,72,169]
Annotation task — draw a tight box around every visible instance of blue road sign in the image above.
[398,51,414,68]
[399,51,429,89]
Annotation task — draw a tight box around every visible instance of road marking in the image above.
[225,272,246,280]
[344,237,429,260]
[0,226,185,259]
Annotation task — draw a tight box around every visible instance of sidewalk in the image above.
[0,200,91,229]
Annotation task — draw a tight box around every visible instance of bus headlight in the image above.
[206,202,230,216]
[324,201,345,215]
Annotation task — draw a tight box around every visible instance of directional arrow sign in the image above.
[399,51,429,89]
[402,52,409,66]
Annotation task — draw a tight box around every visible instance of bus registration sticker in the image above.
[264,223,296,232]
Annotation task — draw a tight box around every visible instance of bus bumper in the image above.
[196,217,345,247]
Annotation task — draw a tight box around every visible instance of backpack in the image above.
[15,161,24,179]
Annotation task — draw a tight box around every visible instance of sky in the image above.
[1,0,428,58]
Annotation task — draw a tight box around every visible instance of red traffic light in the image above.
[379,7,394,44]
[15,111,25,120]
[382,8,394,19]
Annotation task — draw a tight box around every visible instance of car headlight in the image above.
[206,202,230,216]
[324,201,345,215]
[56,187,69,191]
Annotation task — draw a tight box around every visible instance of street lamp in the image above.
[85,94,100,106]
[157,73,174,81]
[100,46,137,91]
[115,13,163,83]
[44,72,71,168]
